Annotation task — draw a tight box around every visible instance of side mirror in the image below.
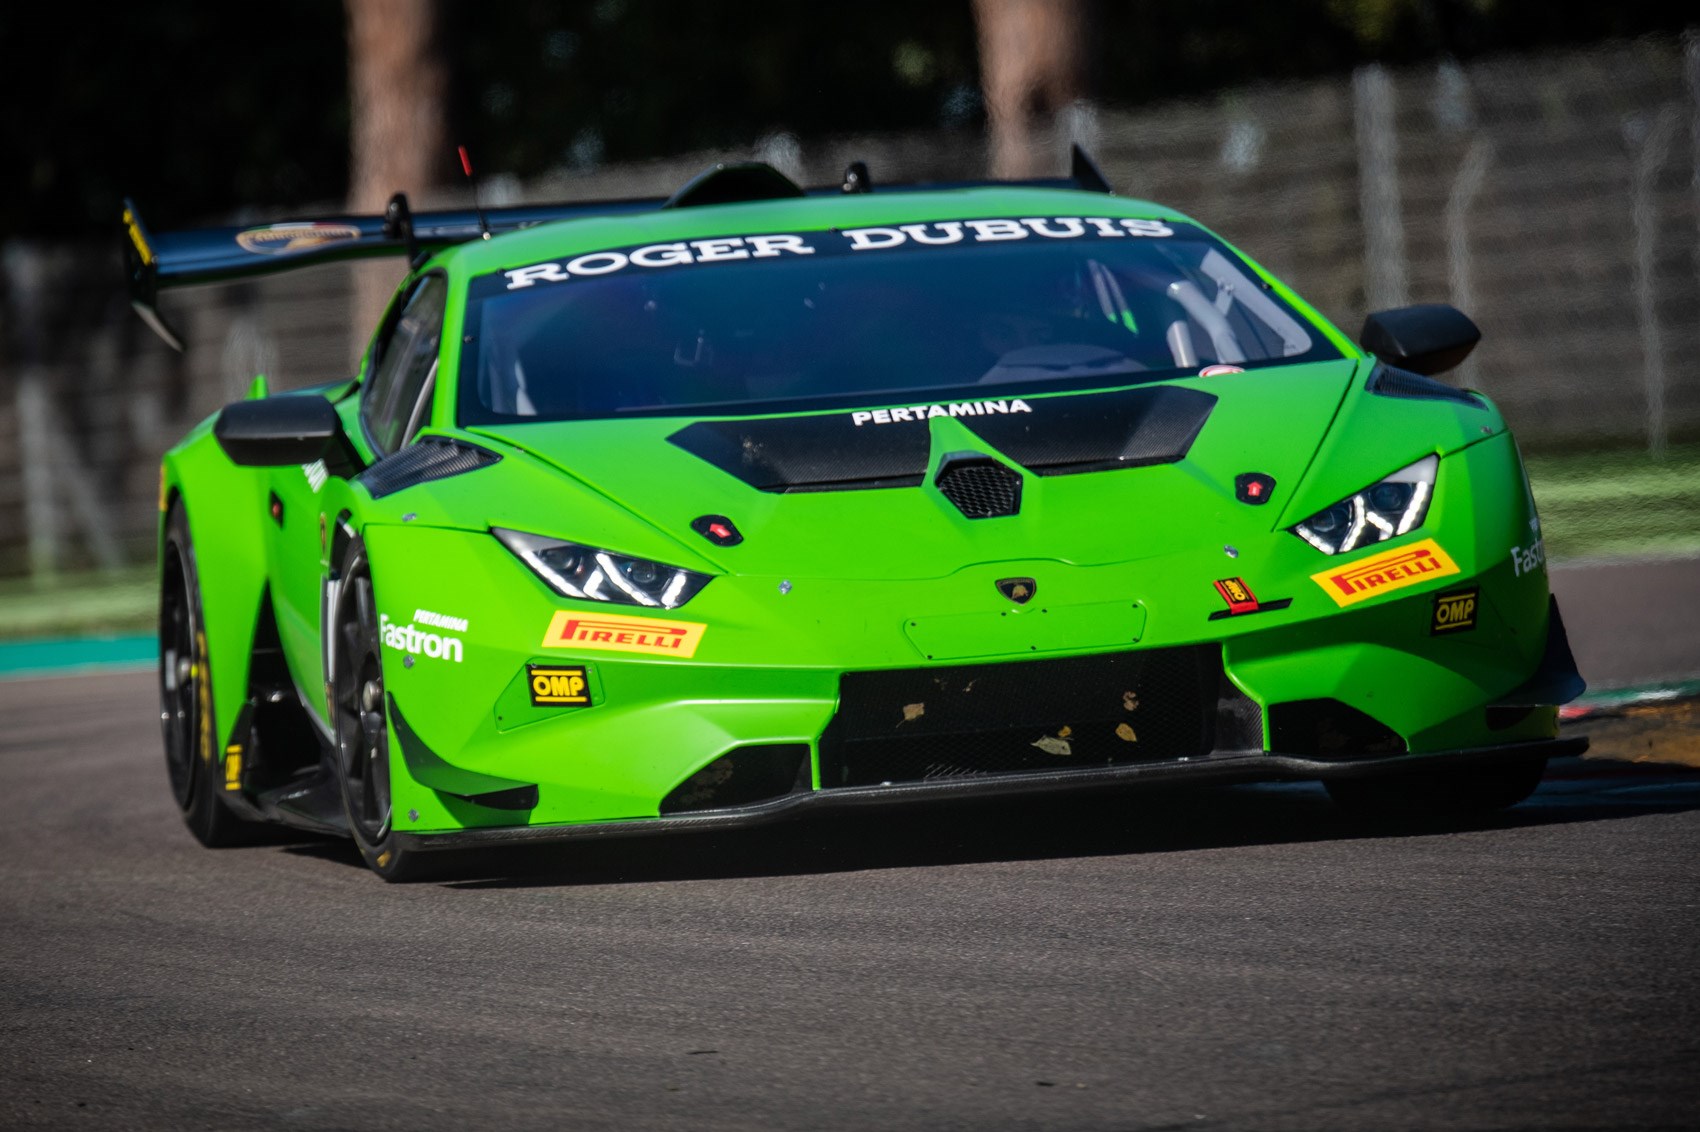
[214,396,353,469]
[1360,304,1481,376]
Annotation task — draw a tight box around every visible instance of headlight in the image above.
[1290,455,1437,555]
[494,528,712,609]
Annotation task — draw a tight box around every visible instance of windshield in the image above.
[458,218,1338,424]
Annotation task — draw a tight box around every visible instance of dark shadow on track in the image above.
[409,755,1700,890]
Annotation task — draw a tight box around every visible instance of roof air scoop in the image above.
[663,162,806,209]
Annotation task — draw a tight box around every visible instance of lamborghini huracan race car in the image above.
[128,149,1585,880]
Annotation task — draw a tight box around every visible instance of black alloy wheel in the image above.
[158,502,250,846]
[331,537,433,881]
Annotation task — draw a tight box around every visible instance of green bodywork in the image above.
[158,186,1555,836]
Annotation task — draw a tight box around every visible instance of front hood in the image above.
[469,361,1362,580]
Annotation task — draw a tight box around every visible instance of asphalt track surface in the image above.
[3,672,1698,1131]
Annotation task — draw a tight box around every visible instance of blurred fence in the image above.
[1,34,1696,581]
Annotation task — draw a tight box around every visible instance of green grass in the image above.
[0,445,1693,641]
[0,567,157,641]
[1525,443,1700,562]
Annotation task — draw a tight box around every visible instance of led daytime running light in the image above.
[1290,456,1437,555]
[494,528,712,609]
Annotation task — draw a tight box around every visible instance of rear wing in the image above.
[123,145,1116,351]
[120,192,657,351]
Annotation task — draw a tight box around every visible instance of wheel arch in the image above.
[160,429,271,754]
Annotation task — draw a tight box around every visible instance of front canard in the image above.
[540,611,706,658]
[1311,538,1461,607]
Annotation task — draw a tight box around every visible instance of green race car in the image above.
[127,150,1585,880]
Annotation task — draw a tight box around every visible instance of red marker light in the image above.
[709,523,731,540]
[458,145,474,177]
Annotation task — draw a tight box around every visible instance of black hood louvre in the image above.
[666,385,1216,493]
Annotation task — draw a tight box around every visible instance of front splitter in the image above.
[395,736,1587,852]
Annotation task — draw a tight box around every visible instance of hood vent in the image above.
[666,384,1215,493]
[935,455,1022,518]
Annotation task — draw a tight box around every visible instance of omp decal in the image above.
[1214,577,1259,614]
[1511,538,1546,578]
[379,614,463,663]
[413,608,468,632]
[1311,538,1461,607]
[498,218,1187,292]
[851,400,1031,426]
[541,612,706,659]
[302,460,328,492]
[224,744,243,791]
[237,222,362,255]
[527,665,591,707]
[1431,588,1479,635]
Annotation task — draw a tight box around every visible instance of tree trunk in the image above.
[973,0,1084,179]
[345,0,445,355]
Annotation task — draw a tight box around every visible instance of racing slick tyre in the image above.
[159,502,257,847]
[1324,754,1548,819]
[331,537,440,882]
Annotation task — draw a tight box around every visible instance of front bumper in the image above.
[366,429,1567,835]
[396,735,1586,851]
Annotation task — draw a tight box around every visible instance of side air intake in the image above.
[356,436,501,499]
[935,455,1022,519]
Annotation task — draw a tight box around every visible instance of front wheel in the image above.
[330,537,437,882]
[1325,755,1547,819]
[159,502,256,847]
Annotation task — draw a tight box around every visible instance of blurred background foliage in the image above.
[5,0,1696,236]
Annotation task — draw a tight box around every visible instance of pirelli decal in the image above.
[541,612,706,659]
[1310,538,1461,608]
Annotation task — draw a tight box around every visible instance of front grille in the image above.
[935,456,1022,518]
[819,648,1221,788]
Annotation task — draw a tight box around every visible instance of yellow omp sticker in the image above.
[527,665,591,706]
[1431,587,1479,635]
[541,612,706,659]
[1311,538,1461,607]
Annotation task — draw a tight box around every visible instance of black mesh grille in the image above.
[819,648,1220,788]
[1367,364,1483,408]
[935,457,1022,518]
[357,437,501,499]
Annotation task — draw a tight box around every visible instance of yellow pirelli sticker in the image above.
[1310,538,1461,607]
[541,611,706,659]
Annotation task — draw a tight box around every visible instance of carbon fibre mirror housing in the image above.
[1360,304,1481,375]
[215,395,353,469]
